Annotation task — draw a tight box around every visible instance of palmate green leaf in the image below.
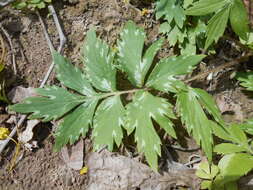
[215,153,253,185]
[205,7,230,49]
[229,0,249,40]
[117,21,163,87]
[156,0,185,28]
[185,0,229,16]
[82,28,116,92]
[147,55,205,93]
[125,91,176,170]
[92,96,125,151]
[53,51,95,96]
[54,100,98,151]
[9,86,85,122]
[236,72,253,91]
[176,89,214,161]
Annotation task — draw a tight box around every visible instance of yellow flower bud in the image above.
[80,166,88,175]
[0,127,10,140]
[141,8,149,16]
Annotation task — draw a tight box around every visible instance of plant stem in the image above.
[88,88,148,100]
[185,52,253,83]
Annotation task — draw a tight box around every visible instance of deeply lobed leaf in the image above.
[156,0,185,28]
[176,89,214,161]
[125,91,176,170]
[9,21,225,172]
[193,88,224,125]
[82,28,116,92]
[54,100,98,151]
[10,86,85,122]
[92,96,125,151]
[53,51,95,96]
[117,21,163,87]
[147,55,205,93]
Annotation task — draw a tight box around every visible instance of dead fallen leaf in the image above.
[6,115,17,124]
[215,93,244,122]
[18,119,40,143]
[61,140,84,170]
[23,141,38,151]
[86,149,200,190]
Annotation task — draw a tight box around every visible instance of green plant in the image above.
[12,0,51,10]
[155,0,250,54]
[196,162,219,190]
[9,21,224,170]
[197,123,253,190]
[185,0,249,49]
[195,72,253,190]
[155,0,206,55]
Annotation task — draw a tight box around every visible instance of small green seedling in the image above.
[12,0,51,10]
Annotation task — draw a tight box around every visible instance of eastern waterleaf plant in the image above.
[10,21,224,170]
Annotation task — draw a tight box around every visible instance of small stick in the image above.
[0,23,17,75]
[168,145,200,152]
[48,5,66,53]
[0,5,66,154]
[39,5,66,87]
[0,34,6,65]
[36,11,54,53]
[0,115,25,153]
[184,157,202,167]
[36,10,54,88]
[0,0,15,7]
[184,52,253,83]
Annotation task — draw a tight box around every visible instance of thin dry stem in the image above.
[0,23,16,75]
[185,52,253,83]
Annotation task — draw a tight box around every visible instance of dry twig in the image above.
[0,34,6,67]
[0,23,16,75]
[185,52,253,83]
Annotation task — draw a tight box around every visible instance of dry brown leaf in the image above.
[61,140,84,170]
[86,149,200,190]
[18,119,40,143]
[215,93,244,122]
